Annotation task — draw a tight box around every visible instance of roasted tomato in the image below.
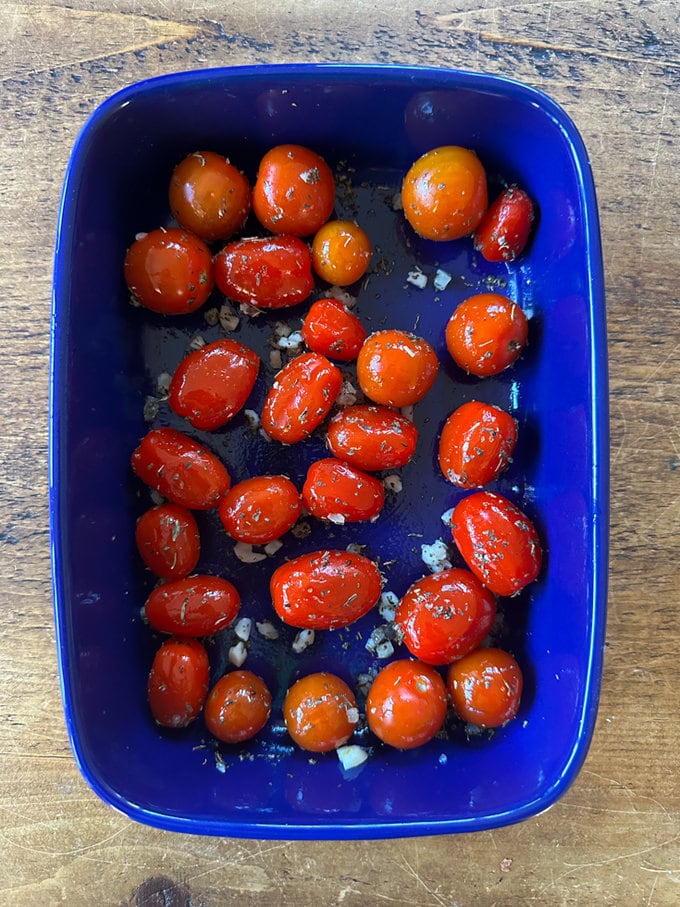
[218,475,302,544]
[169,150,251,242]
[300,297,367,362]
[143,574,240,637]
[124,227,214,315]
[302,458,385,524]
[283,672,358,752]
[262,352,342,444]
[135,503,200,579]
[451,491,542,596]
[445,293,528,377]
[204,670,272,743]
[366,659,448,749]
[214,235,314,310]
[438,400,518,488]
[326,404,418,472]
[447,647,523,727]
[311,220,372,285]
[357,329,439,407]
[147,637,210,728]
[132,427,231,510]
[395,568,496,665]
[402,146,488,241]
[252,144,335,237]
[270,549,382,630]
[473,186,535,262]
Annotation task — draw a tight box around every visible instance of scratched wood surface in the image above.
[1,0,679,903]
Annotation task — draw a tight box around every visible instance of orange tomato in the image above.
[445,293,528,377]
[283,672,358,752]
[169,150,251,242]
[204,671,272,743]
[311,220,372,285]
[447,648,523,728]
[356,329,439,407]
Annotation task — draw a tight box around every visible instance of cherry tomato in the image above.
[445,293,528,377]
[451,491,542,596]
[270,549,382,630]
[262,352,342,444]
[283,672,358,752]
[168,338,260,431]
[135,503,200,579]
[169,150,251,242]
[311,220,372,285]
[473,186,535,262]
[124,228,214,315]
[357,330,439,407]
[214,235,314,310]
[131,427,231,510]
[326,404,418,472]
[218,475,302,544]
[300,297,367,362]
[143,575,240,637]
[204,670,272,744]
[147,637,209,728]
[302,458,385,524]
[402,146,488,241]
[447,647,523,728]
[395,568,496,665]
[438,400,518,489]
[366,660,448,749]
[253,144,335,237]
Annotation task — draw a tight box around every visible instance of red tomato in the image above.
[366,660,448,749]
[438,400,518,488]
[283,672,358,752]
[124,228,214,315]
[302,458,385,524]
[356,330,439,407]
[262,352,342,444]
[143,575,240,636]
[147,637,210,728]
[445,293,528,377]
[131,427,231,510]
[326,404,418,472]
[218,475,302,544]
[395,568,496,665]
[253,144,335,237]
[135,503,200,579]
[214,235,314,310]
[451,491,542,596]
[473,186,535,262]
[169,150,251,242]
[168,338,260,431]
[311,220,372,285]
[204,670,272,743]
[300,297,367,362]
[447,647,523,727]
[270,549,382,630]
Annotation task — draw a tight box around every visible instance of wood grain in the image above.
[1,0,679,903]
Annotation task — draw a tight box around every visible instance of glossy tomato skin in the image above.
[262,352,342,444]
[301,297,367,362]
[446,293,528,377]
[143,575,240,636]
[473,186,535,262]
[124,228,214,315]
[169,150,251,242]
[366,660,448,749]
[135,503,200,579]
[168,338,259,431]
[302,458,385,524]
[283,672,358,752]
[253,144,335,237]
[147,637,210,728]
[438,400,518,488]
[395,568,496,665]
[326,404,418,471]
[204,670,272,743]
[357,330,439,407]
[447,647,523,727]
[452,491,542,596]
[214,235,314,310]
[270,549,382,630]
[311,220,372,285]
[218,475,302,544]
[131,427,231,510]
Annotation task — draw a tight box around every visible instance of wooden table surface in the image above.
[2,0,679,903]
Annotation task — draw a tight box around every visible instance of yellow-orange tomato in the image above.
[402,146,488,241]
[283,672,358,752]
[356,329,439,407]
[311,220,372,285]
